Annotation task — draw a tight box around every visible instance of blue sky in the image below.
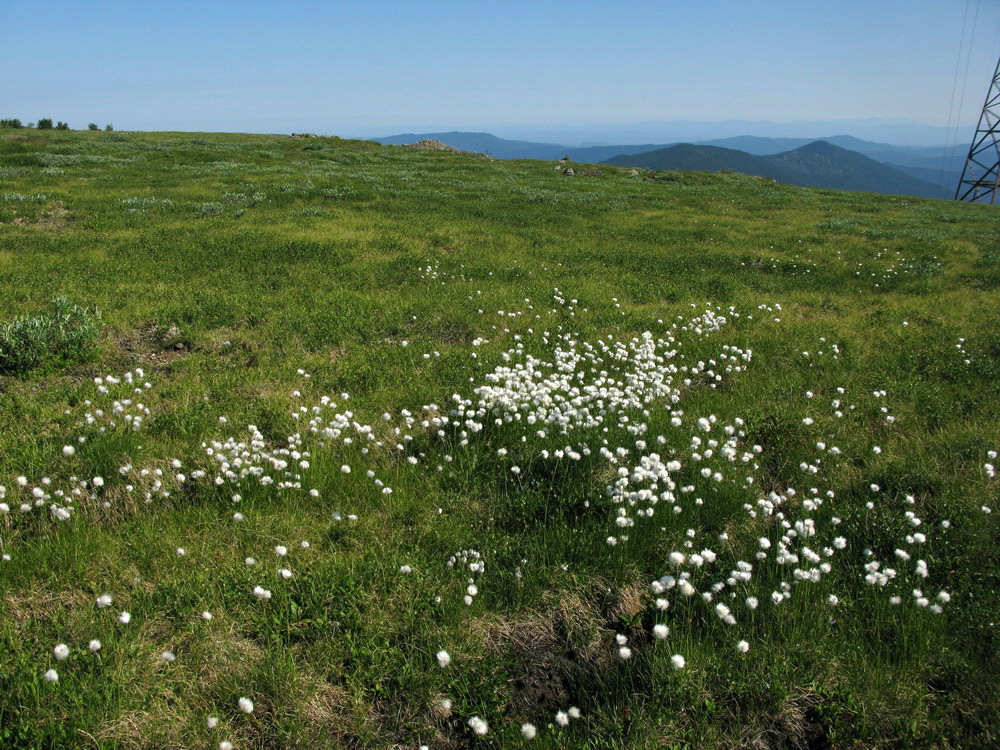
[3,0,999,143]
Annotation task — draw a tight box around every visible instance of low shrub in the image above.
[0,297,102,374]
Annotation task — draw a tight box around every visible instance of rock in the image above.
[563,168,575,176]
[162,324,182,348]
[627,169,639,176]
[405,139,466,153]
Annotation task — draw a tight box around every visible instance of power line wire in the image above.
[941,0,972,191]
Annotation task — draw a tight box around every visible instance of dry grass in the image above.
[4,586,91,624]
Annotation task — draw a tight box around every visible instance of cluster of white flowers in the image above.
[554,706,582,726]
[445,549,484,606]
[8,286,992,746]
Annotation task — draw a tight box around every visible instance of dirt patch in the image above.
[10,200,73,230]
[115,322,191,368]
[748,690,835,750]
[474,579,646,715]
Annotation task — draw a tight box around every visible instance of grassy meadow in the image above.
[0,127,999,749]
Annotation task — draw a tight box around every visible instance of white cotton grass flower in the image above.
[736,640,750,653]
[521,722,537,739]
[399,565,412,574]
[653,623,669,639]
[54,643,70,660]
[436,650,451,667]
[555,710,569,726]
[88,639,102,652]
[207,716,219,728]
[160,651,176,662]
[201,611,213,621]
[219,742,234,750]
[62,445,75,456]
[618,646,632,660]
[252,586,272,600]
[238,696,254,714]
[118,611,131,624]
[96,593,113,608]
[671,654,686,669]
[468,716,488,735]
[278,568,293,580]
[274,545,288,557]
[43,668,59,682]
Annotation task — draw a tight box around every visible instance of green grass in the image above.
[0,127,998,749]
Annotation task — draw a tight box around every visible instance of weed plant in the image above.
[0,297,101,375]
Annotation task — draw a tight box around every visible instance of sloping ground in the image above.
[0,128,998,749]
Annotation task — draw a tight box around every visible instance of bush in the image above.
[88,123,99,131]
[37,118,53,130]
[56,121,70,130]
[0,297,102,375]
[104,124,114,132]
[0,118,22,128]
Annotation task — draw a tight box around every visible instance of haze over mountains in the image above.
[372,130,965,199]
[483,119,960,149]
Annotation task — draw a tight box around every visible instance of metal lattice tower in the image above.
[956,55,1000,203]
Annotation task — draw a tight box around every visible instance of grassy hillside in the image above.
[0,128,998,749]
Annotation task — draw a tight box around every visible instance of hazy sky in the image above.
[4,0,1000,141]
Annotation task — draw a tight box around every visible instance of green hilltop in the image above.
[0,128,998,748]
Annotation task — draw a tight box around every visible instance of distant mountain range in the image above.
[604,141,948,198]
[371,131,965,199]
